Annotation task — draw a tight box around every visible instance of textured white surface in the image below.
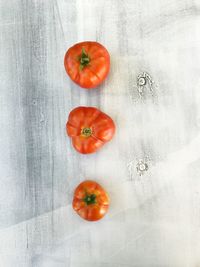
[1,0,200,266]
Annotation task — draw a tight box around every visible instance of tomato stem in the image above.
[83,194,96,205]
[81,127,92,137]
[79,48,90,70]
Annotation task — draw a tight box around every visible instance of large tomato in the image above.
[64,41,110,89]
[72,180,109,221]
[66,106,115,154]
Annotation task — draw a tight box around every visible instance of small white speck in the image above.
[138,77,146,86]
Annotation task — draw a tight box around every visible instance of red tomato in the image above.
[64,41,110,89]
[66,106,115,154]
[72,180,109,221]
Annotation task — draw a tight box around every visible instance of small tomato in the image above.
[64,41,110,89]
[72,180,109,221]
[66,106,115,154]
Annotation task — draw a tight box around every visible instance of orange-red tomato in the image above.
[66,106,115,154]
[72,180,109,221]
[64,41,110,89]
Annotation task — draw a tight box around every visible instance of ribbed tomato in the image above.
[64,41,110,89]
[72,180,109,221]
[66,106,115,154]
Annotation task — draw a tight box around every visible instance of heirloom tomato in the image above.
[66,106,115,154]
[72,180,109,221]
[64,41,110,89]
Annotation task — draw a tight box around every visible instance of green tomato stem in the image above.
[81,127,92,137]
[83,194,96,205]
[79,48,90,70]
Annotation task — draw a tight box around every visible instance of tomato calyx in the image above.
[81,127,92,137]
[83,194,96,205]
[79,48,90,70]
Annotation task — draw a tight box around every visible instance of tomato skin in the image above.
[64,41,110,89]
[72,180,109,221]
[66,106,115,154]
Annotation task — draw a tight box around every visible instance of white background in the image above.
[1,0,200,266]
